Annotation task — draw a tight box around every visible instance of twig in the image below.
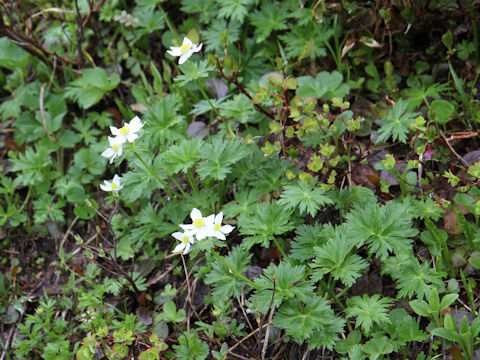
[229,322,272,353]
[261,310,275,360]
[59,215,79,256]
[439,130,469,168]
[39,84,56,142]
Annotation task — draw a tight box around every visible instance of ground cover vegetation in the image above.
[0,0,480,359]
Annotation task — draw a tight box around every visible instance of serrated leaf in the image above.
[278,181,334,216]
[345,294,394,335]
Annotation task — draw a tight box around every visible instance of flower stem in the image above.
[133,151,183,199]
[187,168,199,194]
[272,236,287,258]
[211,249,258,288]
[168,175,188,198]
[195,79,235,137]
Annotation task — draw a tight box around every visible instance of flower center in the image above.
[111,182,118,190]
[119,125,130,135]
[193,218,205,228]
[111,144,119,151]
[213,223,221,231]
[180,43,192,54]
[182,236,190,243]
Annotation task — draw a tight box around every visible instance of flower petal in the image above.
[100,182,111,191]
[214,212,223,224]
[129,116,143,132]
[126,133,138,143]
[102,148,114,158]
[204,214,215,226]
[110,126,120,136]
[182,37,193,47]
[172,232,184,241]
[193,43,203,53]
[220,225,234,235]
[190,208,202,221]
[172,243,186,253]
[214,232,226,240]
[167,47,182,56]
[178,53,189,64]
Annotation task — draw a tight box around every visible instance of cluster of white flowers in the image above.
[100,116,144,192]
[172,208,234,254]
[167,37,203,65]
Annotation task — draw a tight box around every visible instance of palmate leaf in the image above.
[345,200,418,261]
[217,0,254,22]
[238,202,294,249]
[375,99,419,144]
[312,236,368,287]
[200,19,240,52]
[345,294,394,335]
[197,137,251,181]
[249,2,291,42]
[253,262,314,313]
[273,297,344,346]
[290,223,330,261]
[222,188,263,219]
[161,138,203,175]
[143,94,186,148]
[392,257,445,299]
[278,181,334,216]
[279,22,333,61]
[204,247,252,304]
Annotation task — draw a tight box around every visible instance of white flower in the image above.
[180,208,214,241]
[167,37,203,65]
[210,212,235,240]
[100,174,123,192]
[171,231,195,254]
[101,136,123,163]
[109,115,144,144]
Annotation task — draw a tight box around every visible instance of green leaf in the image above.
[161,301,185,323]
[290,223,329,261]
[175,60,215,87]
[273,297,344,346]
[345,294,394,335]
[200,19,240,52]
[431,327,462,343]
[223,189,263,219]
[219,94,257,124]
[361,336,394,359]
[197,138,251,181]
[409,299,431,317]
[249,2,290,42]
[430,99,454,125]
[238,202,294,249]
[10,146,53,186]
[296,71,350,100]
[393,257,445,299]
[161,138,202,175]
[345,200,418,261]
[279,22,333,61]
[33,195,65,224]
[204,247,252,304]
[278,181,334,216]
[217,0,253,22]
[143,94,187,148]
[64,68,120,109]
[376,99,419,144]
[312,236,368,287]
[173,331,209,360]
[253,262,315,313]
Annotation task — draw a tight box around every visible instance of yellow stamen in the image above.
[111,144,119,151]
[214,223,221,231]
[111,183,118,190]
[182,236,190,243]
[119,125,130,135]
[180,43,192,54]
[193,218,205,228]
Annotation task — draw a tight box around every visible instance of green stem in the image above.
[466,0,480,67]
[211,249,258,288]
[159,7,180,43]
[187,168,199,194]
[133,152,183,199]
[217,179,225,207]
[318,280,345,310]
[17,188,31,214]
[194,78,235,137]
[168,175,188,198]
[272,236,287,258]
